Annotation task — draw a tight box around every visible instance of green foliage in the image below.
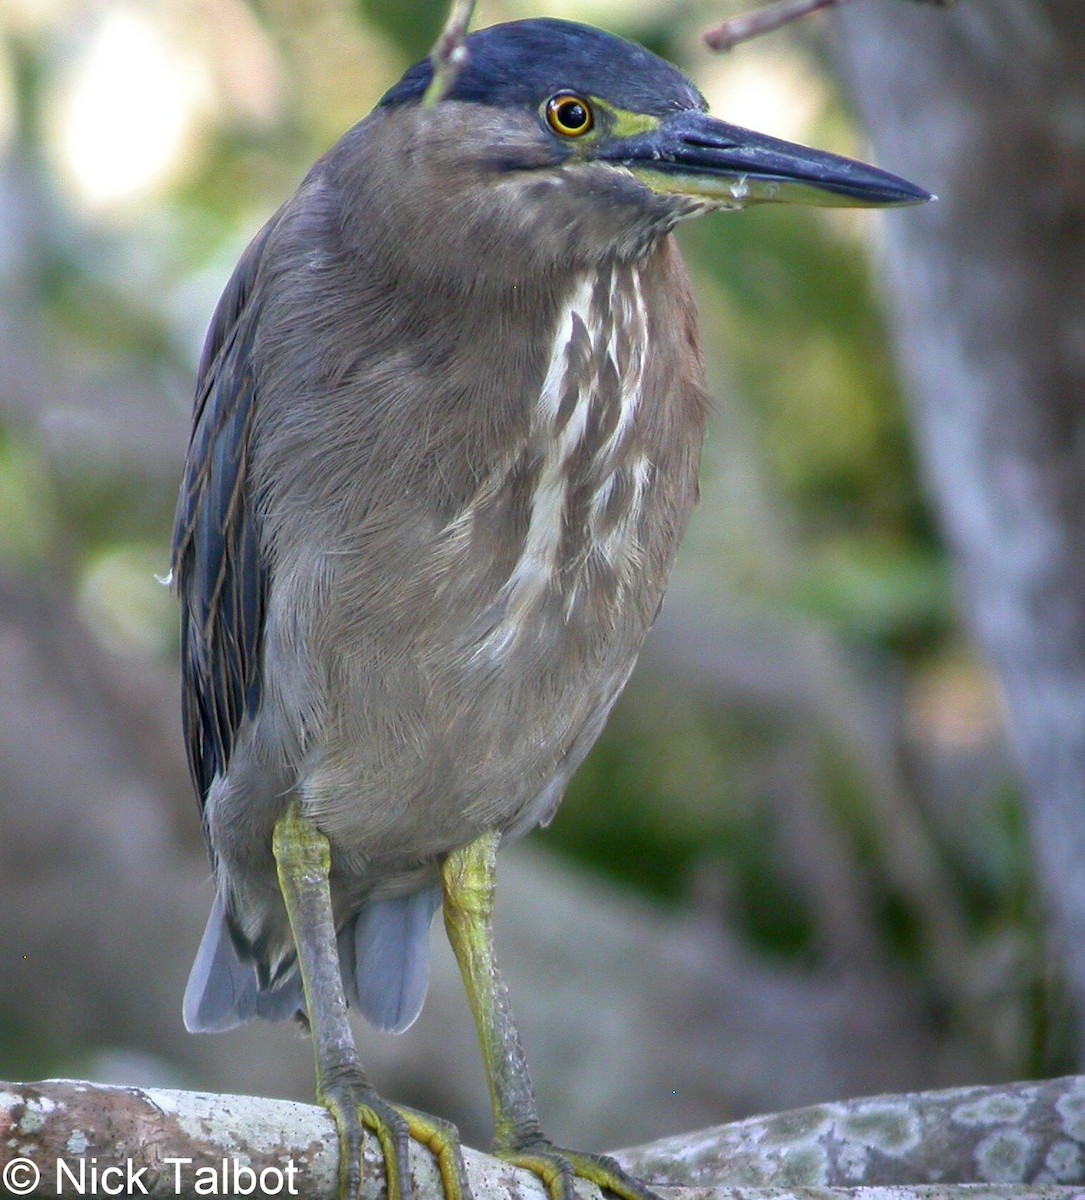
[355,0,450,62]
[553,697,820,962]
[680,206,922,543]
[0,435,58,570]
[789,540,950,654]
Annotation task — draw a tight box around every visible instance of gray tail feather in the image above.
[346,886,442,1034]
[183,895,304,1032]
[183,886,441,1036]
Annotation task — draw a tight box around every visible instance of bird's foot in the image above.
[321,1070,472,1200]
[495,1137,662,1200]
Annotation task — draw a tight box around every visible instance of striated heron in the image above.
[172,17,929,1200]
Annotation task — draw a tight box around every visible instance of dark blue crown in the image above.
[380,19,703,117]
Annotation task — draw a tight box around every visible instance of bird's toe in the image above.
[321,1074,411,1200]
[397,1105,473,1200]
[496,1139,662,1200]
[320,1072,472,1200]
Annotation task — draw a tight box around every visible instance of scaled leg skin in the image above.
[441,832,662,1200]
[273,804,472,1200]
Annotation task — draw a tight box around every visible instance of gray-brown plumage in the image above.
[172,17,929,1200]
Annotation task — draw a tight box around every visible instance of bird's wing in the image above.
[171,220,276,808]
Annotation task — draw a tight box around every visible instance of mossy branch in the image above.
[4,1078,1085,1199]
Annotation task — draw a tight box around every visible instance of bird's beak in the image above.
[607,109,931,209]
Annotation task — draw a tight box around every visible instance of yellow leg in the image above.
[442,833,662,1200]
[273,804,471,1200]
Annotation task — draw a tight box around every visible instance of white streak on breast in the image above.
[473,267,653,661]
[592,268,648,500]
[599,453,652,566]
[606,266,649,456]
[498,274,594,620]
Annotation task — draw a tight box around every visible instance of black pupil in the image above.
[559,100,587,129]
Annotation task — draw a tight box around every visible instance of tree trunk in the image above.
[835,0,1085,1048]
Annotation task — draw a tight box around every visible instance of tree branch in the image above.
[703,0,951,52]
[4,1078,1085,1199]
[422,0,477,108]
[620,1075,1085,1187]
[704,0,850,51]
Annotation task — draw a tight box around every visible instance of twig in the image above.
[704,0,850,50]
[422,0,478,108]
[703,0,951,52]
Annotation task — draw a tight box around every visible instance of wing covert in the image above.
[172,221,275,807]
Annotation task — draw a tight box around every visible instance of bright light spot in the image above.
[491,0,678,30]
[697,46,828,145]
[48,7,211,212]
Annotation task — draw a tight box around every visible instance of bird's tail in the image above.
[183,886,442,1035]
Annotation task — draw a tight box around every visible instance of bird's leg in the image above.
[441,833,661,1200]
[273,804,405,1200]
[273,804,471,1200]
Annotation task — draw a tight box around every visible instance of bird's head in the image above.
[355,18,929,279]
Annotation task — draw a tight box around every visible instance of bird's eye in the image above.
[545,93,594,137]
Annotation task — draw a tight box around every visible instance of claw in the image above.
[496,1141,662,1200]
[359,1090,413,1200]
[495,1148,575,1200]
[321,1081,362,1199]
[398,1106,472,1200]
[321,1074,473,1200]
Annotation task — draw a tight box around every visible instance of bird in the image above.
[171,16,929,1200]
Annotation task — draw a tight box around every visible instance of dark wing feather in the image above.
[171,220,276,807]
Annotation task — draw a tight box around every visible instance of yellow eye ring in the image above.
[545,93,593,138]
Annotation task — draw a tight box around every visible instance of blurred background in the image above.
[2,0,1084,1155]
